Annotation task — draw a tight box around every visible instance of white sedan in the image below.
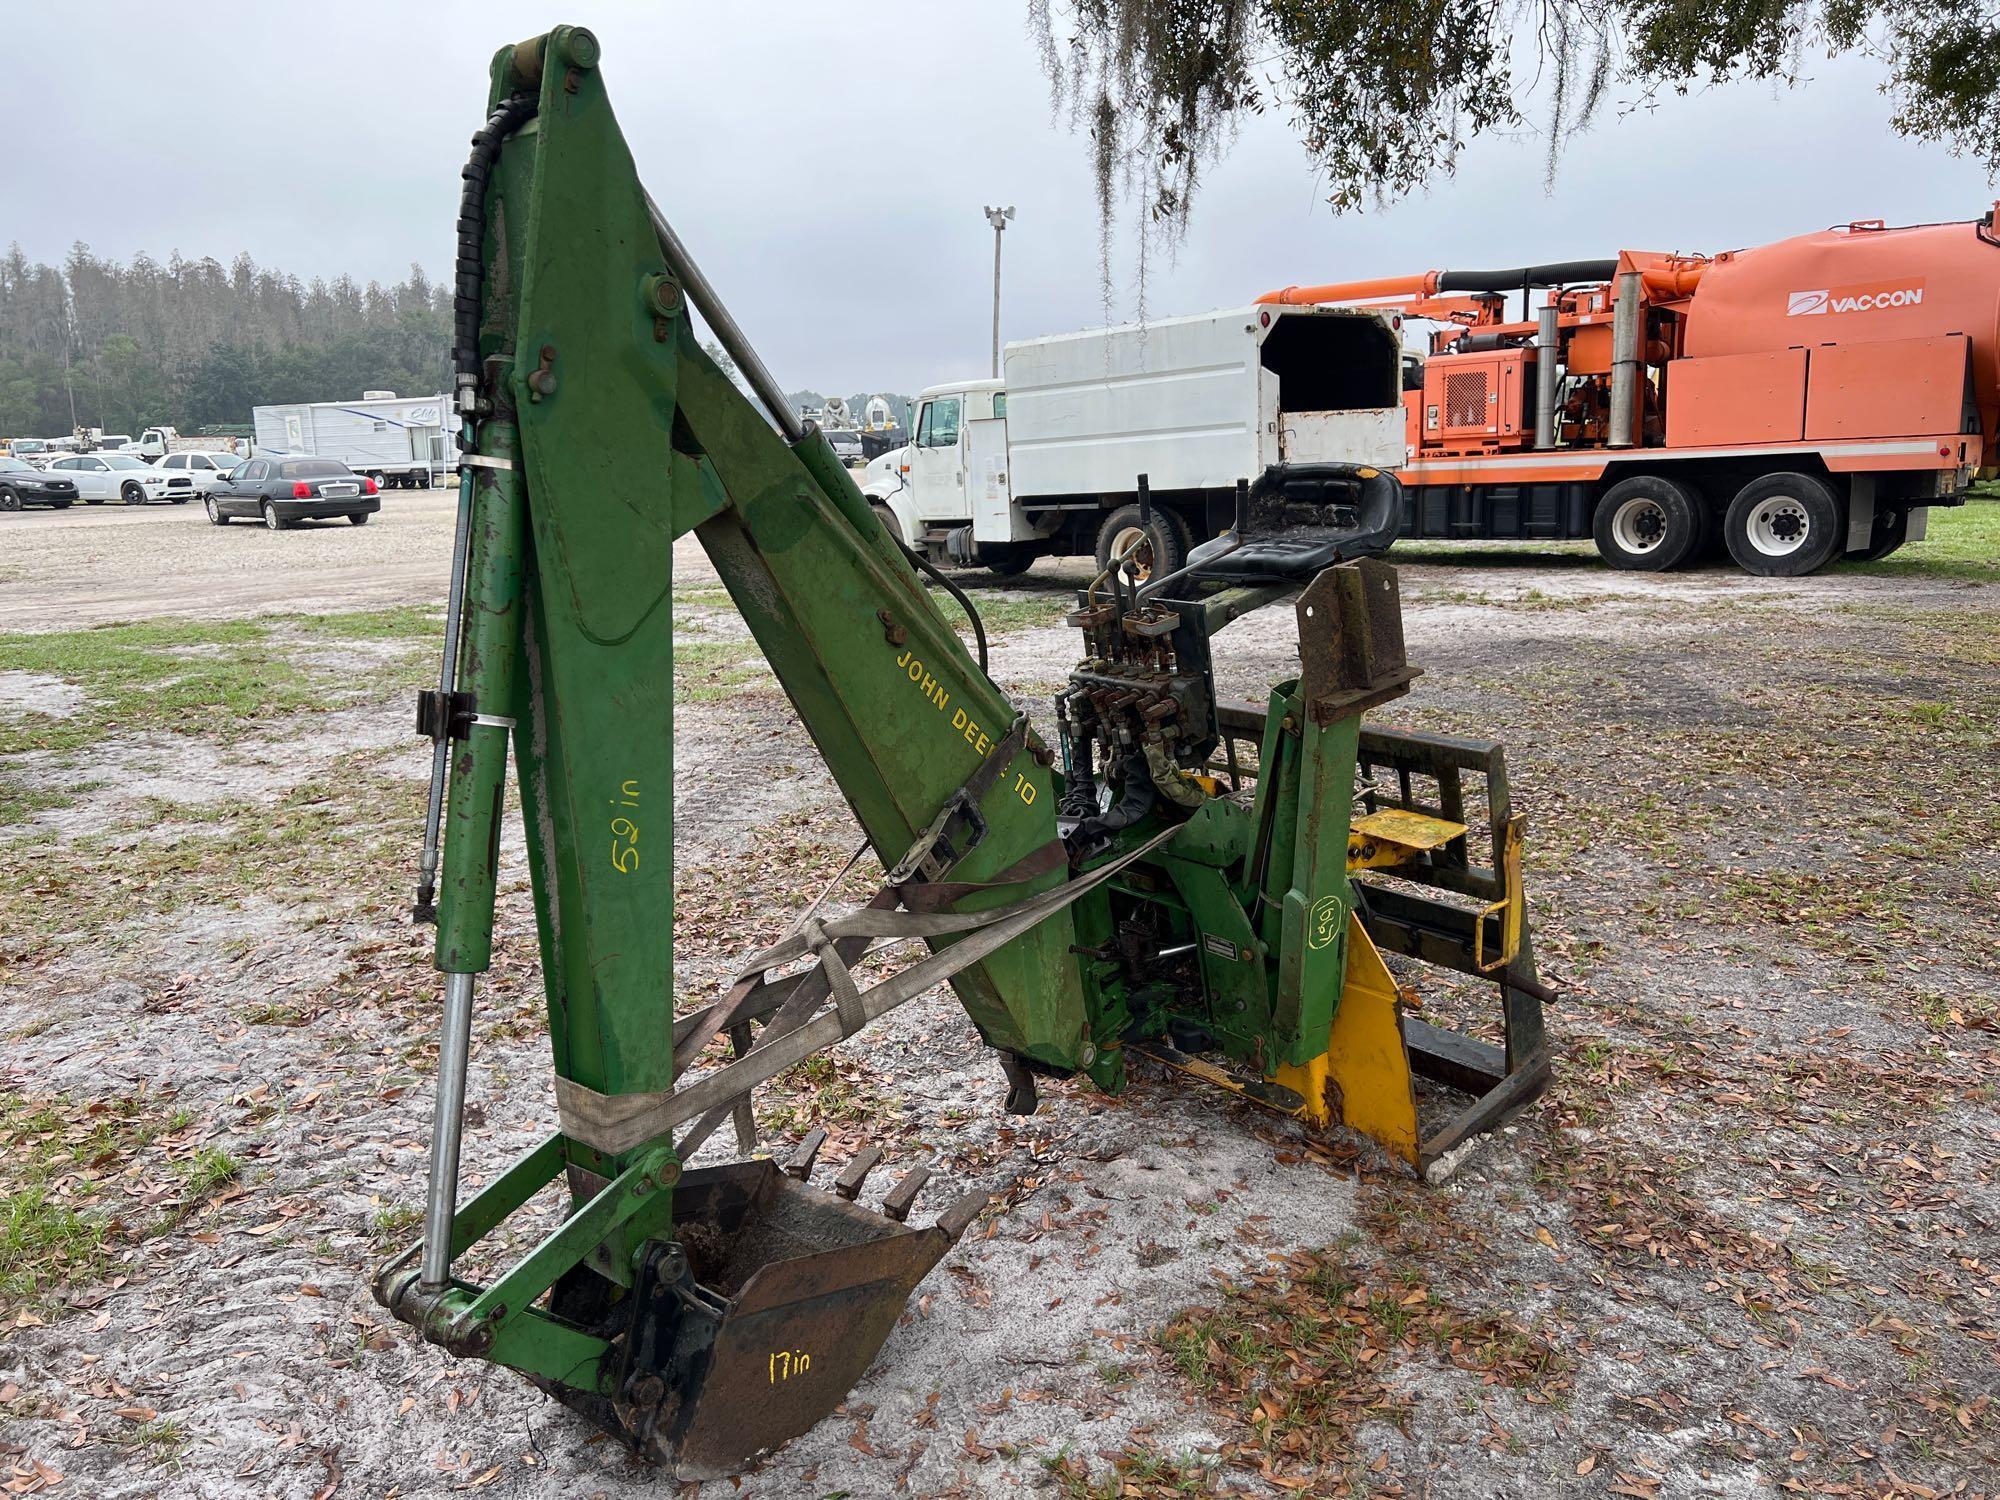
[45,453,196,506]
[153,450,245,496]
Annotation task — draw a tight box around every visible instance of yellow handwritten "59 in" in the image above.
[609,779,640,873]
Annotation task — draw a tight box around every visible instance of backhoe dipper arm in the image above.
[379,27,1552,1480]
[377,26,1089,1451]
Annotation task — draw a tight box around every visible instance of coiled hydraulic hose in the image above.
[454,93,537,382]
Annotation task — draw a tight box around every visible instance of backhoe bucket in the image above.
[564,1154,980,1481]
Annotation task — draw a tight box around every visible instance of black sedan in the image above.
[0,456,78,511]
[206,457,382,530]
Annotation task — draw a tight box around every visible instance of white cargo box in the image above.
[1001,305,1401,502]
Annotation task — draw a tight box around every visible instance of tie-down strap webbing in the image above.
[554,823,1179,1158]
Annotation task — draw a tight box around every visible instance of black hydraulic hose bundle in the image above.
[454,93,538,382]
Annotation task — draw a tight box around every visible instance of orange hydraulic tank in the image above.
[1684,216,2000,447]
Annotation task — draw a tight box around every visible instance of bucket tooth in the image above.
[936,1186,987,1241]
[833,1145,884,1201]
[782,1126,828,1181]
[879,1165,931,1223]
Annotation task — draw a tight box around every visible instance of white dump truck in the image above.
[251,391,456,489]
[860,304,1403,576]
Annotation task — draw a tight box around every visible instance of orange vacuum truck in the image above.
[1260,206,2000,576]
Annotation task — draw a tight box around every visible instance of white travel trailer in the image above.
[861,304,1403,577]
[251,392,456,488]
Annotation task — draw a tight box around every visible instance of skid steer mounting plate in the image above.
[548,1157,979,1481]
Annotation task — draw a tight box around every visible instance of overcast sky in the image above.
[6,2,1993,393]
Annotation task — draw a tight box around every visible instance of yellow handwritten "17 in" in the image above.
[769,1347,812,1384]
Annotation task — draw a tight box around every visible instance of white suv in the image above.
[154,451,243,496]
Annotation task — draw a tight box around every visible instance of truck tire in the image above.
[1724,472,1843,576]
[1095,505,1187,583]
[1684,482,1722,567]
[981,543,1036,577]
[869,503,905,549]
[1846,504,1908,563]
[1592,475,1702,571]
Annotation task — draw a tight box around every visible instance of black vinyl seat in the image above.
[1192,463,1405,585]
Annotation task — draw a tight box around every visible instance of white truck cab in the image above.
[863,305,1403,579]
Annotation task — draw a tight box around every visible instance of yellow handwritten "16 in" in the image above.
[769,1347,812,1384]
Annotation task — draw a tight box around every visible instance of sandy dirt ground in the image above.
[0,493,463,631]
[0,499,1995,1499]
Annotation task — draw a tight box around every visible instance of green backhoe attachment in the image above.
[373,25,1550,1480]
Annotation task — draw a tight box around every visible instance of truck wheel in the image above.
[869,504,905,549]
[981,544,1036,577]
[1724,472,1843,576]
[1592,476,1701,571]
[1846,504,1908,563]
[1096,505,1187,583]
[1682,482,1722,567]
[369,472,388,492]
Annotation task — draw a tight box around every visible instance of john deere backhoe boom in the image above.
[374,27,1550,1480]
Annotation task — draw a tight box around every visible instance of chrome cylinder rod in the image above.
[419,970,478,1289]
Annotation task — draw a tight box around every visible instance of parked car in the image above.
[206,457,380,529]
[153,450,243,496]
[824,428,864,465]
[45,452,194,505]
[0,456,79,510]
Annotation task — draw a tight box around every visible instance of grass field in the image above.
[1394,492,2000,581]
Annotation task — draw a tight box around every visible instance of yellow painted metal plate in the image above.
[1351,808,1465,850]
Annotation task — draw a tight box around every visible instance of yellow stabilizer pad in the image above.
[1347,808,1468,871]
[1275,913,1419,1167]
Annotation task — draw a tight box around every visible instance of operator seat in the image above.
[1191,462,1406,585]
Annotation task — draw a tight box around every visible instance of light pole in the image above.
[984,205,1014,379]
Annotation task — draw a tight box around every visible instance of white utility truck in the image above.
[128,426,242,461]
[860,304,1403,577]
[251,391,456,489]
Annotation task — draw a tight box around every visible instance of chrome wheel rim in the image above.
[1745,495,1810,558]
[1109,524,1155,581]
[1610,497,1668,555]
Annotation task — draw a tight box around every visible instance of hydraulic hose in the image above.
[900,542,990,674]
[454,93,537,382]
